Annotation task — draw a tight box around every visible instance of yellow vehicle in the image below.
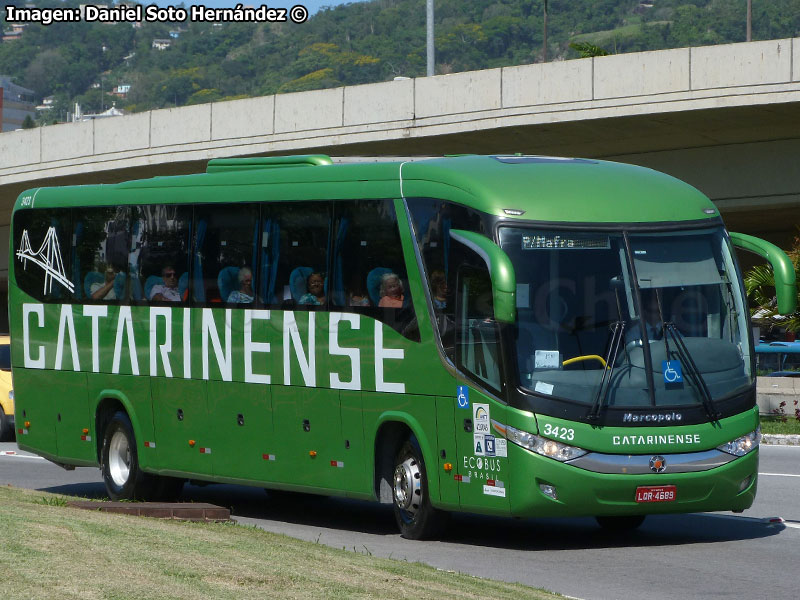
[0,335,14,441]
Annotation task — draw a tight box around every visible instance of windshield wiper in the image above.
[587,320,625,423]
[663,323,722,422]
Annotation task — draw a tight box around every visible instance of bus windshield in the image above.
[498,226,753,409]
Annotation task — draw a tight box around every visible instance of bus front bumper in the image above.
[507,445,758,518]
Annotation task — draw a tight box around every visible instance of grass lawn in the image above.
[0,485,561,600]
[760,415,800,435]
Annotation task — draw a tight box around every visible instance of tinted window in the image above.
[269,202,331,309]
[13,208,74,303]
[130,205,192,303]
[194,204,259,305]
[73,207,130,303]
[332,199,418,340]
[457,265,503,394]
[407,198,490,353]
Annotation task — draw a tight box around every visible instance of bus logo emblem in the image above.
[649,456,667,473]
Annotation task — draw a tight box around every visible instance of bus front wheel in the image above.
[101,411,154,501]
[392,437,448,540]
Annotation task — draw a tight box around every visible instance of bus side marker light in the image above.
[82,428,89,434]
[200,447,211,454]
[188,440,196,447]
[330,460,344,468]
[309,450,317,458]
[262,454,276,461]
[24,421,31,428]
[443,462,453,472]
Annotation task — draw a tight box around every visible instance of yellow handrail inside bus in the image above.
[562,355,607,368]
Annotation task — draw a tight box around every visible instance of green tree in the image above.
[744,233,800,334]
[569,41,610,57]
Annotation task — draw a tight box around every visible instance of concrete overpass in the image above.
[2,37,800,288]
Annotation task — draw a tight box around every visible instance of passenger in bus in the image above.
[299,271,326,305]
[430,270,447,310]
[91,264,118,300]
[348,273,370,307]
[149,265,182,302]
[378,273,405,308]
[227,267,254,304]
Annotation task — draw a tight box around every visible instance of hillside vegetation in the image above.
[1,0,799,122]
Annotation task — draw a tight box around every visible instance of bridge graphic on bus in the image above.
[16,227,75,294]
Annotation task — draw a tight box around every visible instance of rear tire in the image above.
[101,411,179,501]
[0,406,12,442]
[392,437,448,540]
[595,515,646,531]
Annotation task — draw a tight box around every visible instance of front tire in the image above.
[101,411,176,501]
[392,437,448,540]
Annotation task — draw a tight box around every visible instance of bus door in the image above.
[151,378,213,477]
[452,265,510,513]
[207,380,272,482]
[53,372,94,462]
[272,312,344,491]
[272,386,343,490]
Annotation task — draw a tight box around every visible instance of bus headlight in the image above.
[716,427,761,457]
[8,390,13,400]
[505,425,588,462]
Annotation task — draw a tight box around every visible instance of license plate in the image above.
[635,485,676,503]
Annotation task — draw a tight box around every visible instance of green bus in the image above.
[9,154,796,538]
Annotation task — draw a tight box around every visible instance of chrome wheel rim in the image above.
[393,456,422,517]
[108,430,131,487]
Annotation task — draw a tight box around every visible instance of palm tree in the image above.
[743,233,800,334]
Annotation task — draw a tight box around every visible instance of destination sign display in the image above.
[521,234,610,250]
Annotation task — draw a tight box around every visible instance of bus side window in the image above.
[406,197,491,355]
[455,265,503,395]
[193,204,259,305]
[130,205,192,304]
[12,208,75,303]
[269,201,331,310]
[74,207,130,303]
[331,199,419,341]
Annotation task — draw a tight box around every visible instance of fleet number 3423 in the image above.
[542,423,575,441]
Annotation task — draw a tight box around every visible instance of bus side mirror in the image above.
[449,229,516,323]
[730,232,797,315]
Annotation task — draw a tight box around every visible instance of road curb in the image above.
[762,434,800,446]
[66,500,231,521]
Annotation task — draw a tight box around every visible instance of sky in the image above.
[152,0,370,16]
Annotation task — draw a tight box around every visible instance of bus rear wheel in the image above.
[595,515,646,531]
[392,437,448,540]
[0,406,12,442]
[101,411,183,501]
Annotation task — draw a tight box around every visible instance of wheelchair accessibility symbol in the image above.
[457,386,470,409]
[662,360,683,384]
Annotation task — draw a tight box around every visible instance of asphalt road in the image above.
[3,442,799,600]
